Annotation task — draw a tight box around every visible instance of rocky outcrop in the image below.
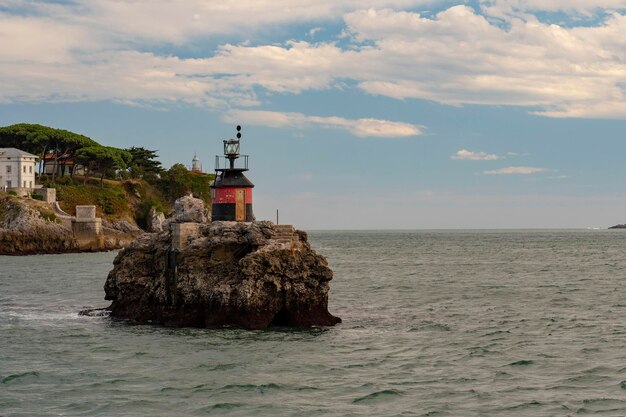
[174,194,208,223]
[0,195,77,255]
[147,207,166,232]
[104,220,341,329]
[0,195,144,255]
[101,219,144,250]
[609,224,626,229]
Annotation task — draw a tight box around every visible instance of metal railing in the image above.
[214,155,249,170]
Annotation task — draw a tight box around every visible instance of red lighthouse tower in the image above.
[211,126,254,222]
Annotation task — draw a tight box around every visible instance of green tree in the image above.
[126,147,163,180]
[158,164,214,202]
[0,123,98,180]
[75,146,132,188]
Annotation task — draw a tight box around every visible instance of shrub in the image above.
[40,212,57,222]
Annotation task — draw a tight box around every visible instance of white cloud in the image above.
[533,101,626,119]
[222,110,422,137]
[483,166,548,174]
[308,27,323,37]
[2,0,432,43]
[342,7,626,116]
[452,149,500,160]
[480,0,626,18]
[1,3,626,119]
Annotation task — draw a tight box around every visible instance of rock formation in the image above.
[174,194,208,223]
[101,219,144,250]
[0,195,77,255]
[147,207,166,232]
[104,199,341,329]
[0,195,143,255]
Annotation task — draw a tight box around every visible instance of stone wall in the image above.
[34,187,57,204]
[71,205,104,250]
[171,222,201,251]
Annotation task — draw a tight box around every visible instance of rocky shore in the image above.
[103,197,341,329]
[0,195,142,255]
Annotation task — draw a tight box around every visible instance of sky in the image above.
[1,0,626,229]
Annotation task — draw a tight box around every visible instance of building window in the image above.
[23,166,26,173]
[23,181,26,188]
[29,181,33,188]
[6,165,11,174]
[29,166,32,174]
[7,180,11,188]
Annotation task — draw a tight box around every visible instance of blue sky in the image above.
[2,0,626,229]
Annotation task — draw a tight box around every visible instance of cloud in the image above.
[483,166,548,174]
[222,110,422,137]
[308,27,323,37]
[1,0,431,43]
[1,3,626,118]
[480,0,626,18]
[343,7,626,117]
[452,149,500,160]
[533,101,626,119]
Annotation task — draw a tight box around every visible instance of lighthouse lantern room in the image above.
[211,126,254,222]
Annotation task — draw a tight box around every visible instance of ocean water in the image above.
[2,230,626,416]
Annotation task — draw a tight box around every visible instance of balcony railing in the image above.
[214,155,249,171]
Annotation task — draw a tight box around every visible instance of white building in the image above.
[0,148,38,192]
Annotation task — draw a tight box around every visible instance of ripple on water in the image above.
[508,360,534,366]
[220,383,282,394]
[4,231,626,416]
[1,371,39,384]
[195,402,242,412]
[353,389,403,404]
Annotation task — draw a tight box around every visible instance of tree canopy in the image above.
[0,123,98,155]
[126,146,163,181]
[75,146,132,187]
[159,163,213,202]
[0,123,99,179]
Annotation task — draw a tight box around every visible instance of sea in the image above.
[2,230,626,416]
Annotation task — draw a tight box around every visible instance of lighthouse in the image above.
[191,153,202,173]
[211,126,254,222]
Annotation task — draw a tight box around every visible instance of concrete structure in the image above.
[71,205,104,250]
[171,222,201,251]
[34,187,57,204]
[51,202,74,229]
[76,205,97,219]
[0,148,37,194]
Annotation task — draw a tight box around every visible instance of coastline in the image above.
[0,194,142,256]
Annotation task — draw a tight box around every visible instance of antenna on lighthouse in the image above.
[223,125,241,169]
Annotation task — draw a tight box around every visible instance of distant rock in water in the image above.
[608,224,626,229]
[104,200,341,329]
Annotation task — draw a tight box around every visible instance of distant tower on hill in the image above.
[211,125,254,222]
[191,153,202,173]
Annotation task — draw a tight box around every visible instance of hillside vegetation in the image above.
[44,177,166,228]
[1,123,215,230]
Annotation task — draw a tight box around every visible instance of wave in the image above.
[1,371,39,384]
[353,389,402,404]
